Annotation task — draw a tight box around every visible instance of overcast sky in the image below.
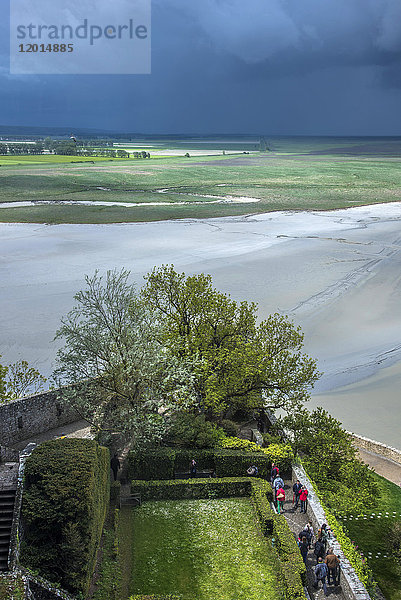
[1,0,401,135]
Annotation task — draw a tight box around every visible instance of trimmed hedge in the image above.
[128,447,175,480]
[131,477,253,500]
[128,444,291,480]
[21,438,110,596]
[173,449,215,472]
[129,596,181,600]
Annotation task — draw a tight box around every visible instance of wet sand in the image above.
[1,203,400,447]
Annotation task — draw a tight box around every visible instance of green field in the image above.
[118,498,284,600]
[339,473,401,600]
[1,137,401,223]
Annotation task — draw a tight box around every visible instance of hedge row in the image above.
[21,438,110,596]
[129,596,182,599]
[249,479,305,600]
[128,445,292,481]
[131,477,255,501]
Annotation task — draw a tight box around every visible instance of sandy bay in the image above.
[1,203,400,447]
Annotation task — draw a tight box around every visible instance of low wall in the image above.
[348,432,401,465]
[292,465,371,600]
[0,388,79,448]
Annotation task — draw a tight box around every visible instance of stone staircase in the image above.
[0,488,16,571]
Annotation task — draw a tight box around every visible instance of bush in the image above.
[131,477,253,501]
[21,438,110,595]
[219,438,294,474]
[110,481,121,507]
[173,449,216,473]
[127,442,293,480]
[219,419,239,437]
[214,450,270,478]
[167,414,223,448]
[129,596,181,600]
[127,447,175,481]
[250,479,274,535]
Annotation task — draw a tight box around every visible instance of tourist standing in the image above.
[293,479,302,509]
[304,520,315,549]
[299,485,308,513]
[270,462,279,483]
[276,486,286,514]
[189,459,197,478]
[299,536,309,566]
[325,547,340,586]
[273,474,285,503]
[314,558,329,596]
[110,453,121,481]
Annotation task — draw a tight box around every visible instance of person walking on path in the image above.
[319,523,331,550]
[276,486,286,514]
[299,485,309,513]
[189,459,197,478]
[273,474,285,503]
[110,453,121,481]
[325,547,340,587]
[299,535,309,566]
[271,462,279,483]
[314,536,326,564]
[314,557,329,596]
[304,520,315,549]
[293,479,302,509]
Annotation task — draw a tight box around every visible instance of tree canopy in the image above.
[142,265,320,419]
[0,355,47,403]
[53,269,196,442]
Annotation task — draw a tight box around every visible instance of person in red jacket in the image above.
[299,485,309,513]
[276,486,285,514]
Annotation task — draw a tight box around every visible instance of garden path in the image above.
[281,481,346,600]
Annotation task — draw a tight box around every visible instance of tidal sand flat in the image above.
[1,202,400,447]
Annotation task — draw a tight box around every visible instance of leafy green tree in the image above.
[281,407,378,513]
[142,265,320,420]
[0,355,47,402]
[6,360,47,398]
[53,269,197,441]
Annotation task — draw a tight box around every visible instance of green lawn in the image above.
[118,498,284,600]
[339,473,401,600]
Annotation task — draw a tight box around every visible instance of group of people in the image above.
[298,521,341,595]
[292,478,309,513]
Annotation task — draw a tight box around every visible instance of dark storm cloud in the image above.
[160,0,401,73]
[0,0,401,133]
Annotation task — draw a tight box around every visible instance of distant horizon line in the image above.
[1,126,401,139]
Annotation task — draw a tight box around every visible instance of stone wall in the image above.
[0,388,79,448]
[292,465,372,600]
[348,432,401,465]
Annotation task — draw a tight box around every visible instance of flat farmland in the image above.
[1,138,401,223]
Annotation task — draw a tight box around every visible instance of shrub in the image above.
[110,481,121,507]
[166,414,224,448]
[250,479,274,535]
[127,447,175,481]
[173,449,215,473]
[21,438,110,595]
[129,596,181,600]
[219,438,293,474]
[214,450,270,478]
[127,442,293,481]
[219,419,239,437]
[131,477,253,501]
